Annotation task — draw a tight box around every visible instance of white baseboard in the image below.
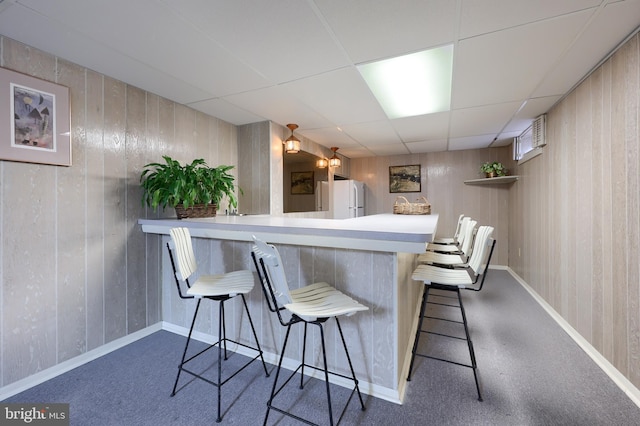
[506,268,640,409]
[161,322,403,404]
[0,323,162,401]
[489,264,509,270]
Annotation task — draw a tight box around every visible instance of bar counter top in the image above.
[139,213,438,253]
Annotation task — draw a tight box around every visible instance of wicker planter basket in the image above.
[393,196,431,215]
[174,204,217,219]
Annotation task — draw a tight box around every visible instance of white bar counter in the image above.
[139,213,438,403]
[139,213,438,253]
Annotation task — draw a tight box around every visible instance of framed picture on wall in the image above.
[389,164,421,193]
[0,66,71,166]
[291,171,314,194]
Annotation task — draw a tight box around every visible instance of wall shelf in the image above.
[464,176,519,185]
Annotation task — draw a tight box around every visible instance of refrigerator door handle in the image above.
[353,184,358,217]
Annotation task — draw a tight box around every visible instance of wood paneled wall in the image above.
[0,36,238,388]
[509,33,640,389]
[237,121,271,215]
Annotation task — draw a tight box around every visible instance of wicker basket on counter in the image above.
[174,203,217,219]
[393,196,431,215]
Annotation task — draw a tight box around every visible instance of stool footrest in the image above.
[177,338,266,389]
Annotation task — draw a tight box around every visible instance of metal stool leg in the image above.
[264,324,293,426]
[216,300,224,423]
[171,299,201,396]
[457,290,482,401]
[240,294,269,376]
[300,322,308,389]
[336,318,366,411]
[318,323,335,426]
[407,286,430,381]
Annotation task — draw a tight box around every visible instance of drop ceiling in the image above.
[1,0,638,158]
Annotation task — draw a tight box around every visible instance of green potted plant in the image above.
[480,161,507,178]
[140,155,239,218]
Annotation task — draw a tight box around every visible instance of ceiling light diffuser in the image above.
[358,44,453,119]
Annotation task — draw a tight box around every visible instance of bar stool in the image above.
[431,213,465,244]
[417,219,477,266]
[251,236,368,426]
[167,227,269,423]
[425,216,472,253]
[408,226,496,401]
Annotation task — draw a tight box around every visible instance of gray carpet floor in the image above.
[4,270,640,425]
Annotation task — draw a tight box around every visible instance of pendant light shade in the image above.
[329,147,341,167]
[284,123,301,153]
[316,157,328,168]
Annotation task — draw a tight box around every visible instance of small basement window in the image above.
[514,115,545,165]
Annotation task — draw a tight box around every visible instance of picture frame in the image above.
[291,171,314,194]
[389,164,421,193]
[0,67,71,166]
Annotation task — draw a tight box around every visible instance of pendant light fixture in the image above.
[329,147,341,168]
[316,157,328,168]
[284,123,301,153]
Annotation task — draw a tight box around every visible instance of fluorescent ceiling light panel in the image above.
[358,44,453,119]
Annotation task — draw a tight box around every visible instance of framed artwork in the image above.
[291,171,314,194]
[0,67,71,166]
[389,164,421,193]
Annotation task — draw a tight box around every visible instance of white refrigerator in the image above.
[333,180,365,219]
[316,181,329,211]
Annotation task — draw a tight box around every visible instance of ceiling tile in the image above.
[337,146,376,158]
[491,133,518,147]
[223,86,333,129]
[450,101,522,138]
[0,2,209,104]
[533,0,640,97]
[163,0,350,83]
[339,121,400,146]
[501,96,561,134]
[314,0,457,63]
[452,9,593,108]
[364,143,411,156]
[297,127,359,148]
[186,98,266,126]
[459,0,601,38]
[16,0,270,97]
[406,139,449,154]
[391,112,451,142]
[280,67,387,125]
[448,135,496,151]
